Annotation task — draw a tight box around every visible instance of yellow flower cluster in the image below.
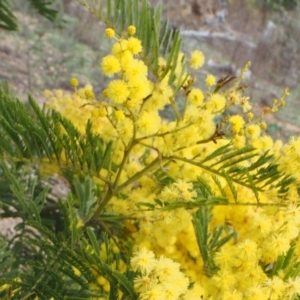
[44,86,103,134]
[160,179,196,202]
[204,204,300,300]
[45,25,300,300]
[131,248,204,300]
[278,136,300,182]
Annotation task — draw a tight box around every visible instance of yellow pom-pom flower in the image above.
[206,93,226,113]
[260,122,267,130]
[92,106,107,118]
[136,111,161,136]
[123,59,147,81]
[84,88,94,99]
[128,78,152,103]
[285,277,300,299]
[205,74,216,87]
[247,112,254,120]
[105,28,115,38]
[114,110,125,121]
[106,80,130,104]
[229,115,245,134]
[69,77,78,87]
[101,55,121,77]
[147,79,173,111]
[245,124,261,140]
[127,37,142,54]
[112,39,129,58]
[127,25,136,35]
[189,50,205,69]
[131,248,156,274]
[187,88,204,106]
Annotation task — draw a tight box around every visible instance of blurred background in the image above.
[1,0,300,140]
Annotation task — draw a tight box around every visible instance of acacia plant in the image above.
[1,0,300,299]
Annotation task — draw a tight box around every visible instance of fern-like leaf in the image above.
[0,86,115,189]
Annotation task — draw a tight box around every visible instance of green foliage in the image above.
[0,0,57,31]
[0,83,114,181]
[28,0,57,22]
[0,238,15,277]
[0,171,135,299]
[193,207,235,277]
[0,0,18,31]
[0,161,53,282]
[1,162,48,223]
[72,176,99,219]
[171,143,295,205]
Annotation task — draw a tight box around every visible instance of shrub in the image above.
[1,0,300,299]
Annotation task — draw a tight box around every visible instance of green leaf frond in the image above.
[28,0,57,22]
[111,270,137,299]
[193,177,213,198]
[0,85,113,186]
[192,207,217,277]
[171,142,295,206]
[1,216,135,299]
[0,238,16,277]
[72,176,98,219]
[76,0,181,83]
[26,220,59,245]
[0,161,63,278]
[0,0,57,32]
[135,142,295,212]
[0,162,49,223]
[211,174,226,197]
[0,0,18,31]
[192,207,235,277]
